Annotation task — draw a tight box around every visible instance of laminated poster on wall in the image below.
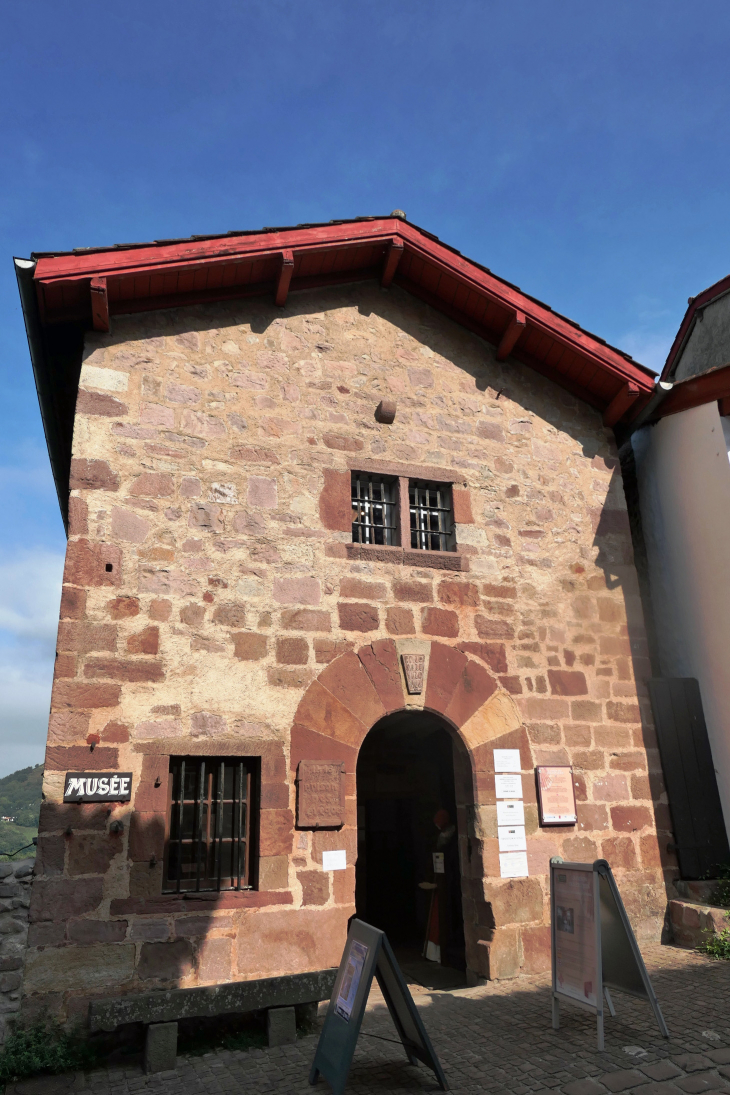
[499,851,529,878]
[496,800,525,826]
[498,826,526,852]
[493,749,522,773]
[495,773,523,799]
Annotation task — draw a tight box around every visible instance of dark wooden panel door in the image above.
[648,677,730,879]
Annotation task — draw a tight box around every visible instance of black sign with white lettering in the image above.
[63,772,133,802]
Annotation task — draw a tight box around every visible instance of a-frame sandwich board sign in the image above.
[550,858,669,1051]
[310,918,448,1095]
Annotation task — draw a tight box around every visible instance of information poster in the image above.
[335,939,369,1021]
[497,800,525,826]
[495,773,523,798]
[499,850,529,877]
[537,767,577,825]
[552,867,597,1007]
[493,749,521,773]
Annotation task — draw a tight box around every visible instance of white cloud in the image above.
[0,551,65,641]
[0,549,65,777]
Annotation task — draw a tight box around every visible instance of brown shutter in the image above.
[648,677,730,879]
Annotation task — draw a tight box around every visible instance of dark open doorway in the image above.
[355,710,466,987]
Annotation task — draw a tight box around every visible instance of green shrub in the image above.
[697,912,730,960]
[0,1018,99,1085]
[708,864,730,908]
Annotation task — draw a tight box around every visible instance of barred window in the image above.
[165,757,257,893]
[410,480,455,552]
[351,473,398,546]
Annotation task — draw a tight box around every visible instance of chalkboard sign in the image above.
[550,859,669,1050]
[310,918,448,1095]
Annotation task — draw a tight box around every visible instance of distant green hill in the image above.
[0,764,43,860]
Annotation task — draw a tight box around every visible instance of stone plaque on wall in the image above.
[296,760,346,829]
[401,653,425,694]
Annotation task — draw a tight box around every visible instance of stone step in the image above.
[668,898,730,948]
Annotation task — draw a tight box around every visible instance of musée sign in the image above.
[63,772,133,803]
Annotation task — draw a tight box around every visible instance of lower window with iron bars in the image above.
[164,755,259,893]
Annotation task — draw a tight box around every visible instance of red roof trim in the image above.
[30,216,657,421]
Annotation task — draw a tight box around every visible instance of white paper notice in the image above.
[495,773,523,799]
[496,800,525,826]
[493,749,521,773]
[498,825,527,852]
[500,851,529,878]
[322,849,347,871]
[433,852,445,874]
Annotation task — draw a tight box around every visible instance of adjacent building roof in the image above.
[16,214,660,527]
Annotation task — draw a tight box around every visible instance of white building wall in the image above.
[632,401,730,837]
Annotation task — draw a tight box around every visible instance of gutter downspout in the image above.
[14,257,69,535]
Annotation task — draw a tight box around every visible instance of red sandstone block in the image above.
[610,804,653,832]
[45,745,119,771]
[521,925,551,974]
[293,679,366,749]
[599,635,631,656]
[54,653,76,679]
[149,599,172,621]
[354,639,402,714]
[319,469,351,532]
[58,621,118,654]
[438,581,480,607]
[60,586,87,620]
[318,651,385,729]
[498,675,522,694]
[592,774,629,802]
[127,626,159,655]
[39,802,107,833]
[102,720,130,743]
[518,697,570,720]
[30,877,104,923]
[35,834,65,876]
[211,603,247,628]
[107,596,140,619]
[323,433,364,452]
[451,488,474,524]
[563,835,598,861]
[273,577,321,605]
[298,870,330,906]
[392,580,433,603]
[260,809,294,856]
[68,832,120,876]
[570,700,603,721]
[138,939,193,980]
[482,583,517,599]
[69,458,120,492]
[457,642,508,674]
[609,751,647,771]
[83,658,164,682]
[601,835,637,869]
[606,700,642,723]
[572,750,604,770]
[313,637,354,663]
[281,609,331,631]
[77,390,128,417]
[422,606,459,638]
[129,812,166,862]
[476,421,505,442]
[639,833,664,868]
[67,918,128,944]
[340,577,387,600]
[230,635,268,657]
[563,724,591,747]
[52,681,121,709]
[338,602,379,632]
[68,496,88,536]
[64,540,122,588]
[547,669,588,696]
[424,643,468,715]
[268,667,315,688]
[276,636,309,665]
[445,658,498,727]
[475,615,514,640]
[385,607,414,635]
[576,804,609,831]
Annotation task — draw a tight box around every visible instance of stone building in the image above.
[13,214,673,1031]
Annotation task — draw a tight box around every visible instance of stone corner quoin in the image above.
[23,281,672,1027]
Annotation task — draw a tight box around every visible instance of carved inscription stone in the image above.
[296,760,345,829]
[402,653,425,694]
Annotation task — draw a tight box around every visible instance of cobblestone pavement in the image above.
[9,945,730,1095]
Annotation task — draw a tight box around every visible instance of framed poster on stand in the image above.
[550,858,669,1050]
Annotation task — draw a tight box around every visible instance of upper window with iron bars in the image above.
[351,472,456,552]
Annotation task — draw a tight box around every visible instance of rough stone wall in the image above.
[25,283,675,1024]
[0,859,33,1044]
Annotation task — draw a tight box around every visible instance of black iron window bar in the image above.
[351,474,398,546]
[410,480,454,552]
[165,757,252,893]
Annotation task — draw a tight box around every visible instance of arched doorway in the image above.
[355,709,466,980]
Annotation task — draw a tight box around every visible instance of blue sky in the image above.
[1,0,729,776]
